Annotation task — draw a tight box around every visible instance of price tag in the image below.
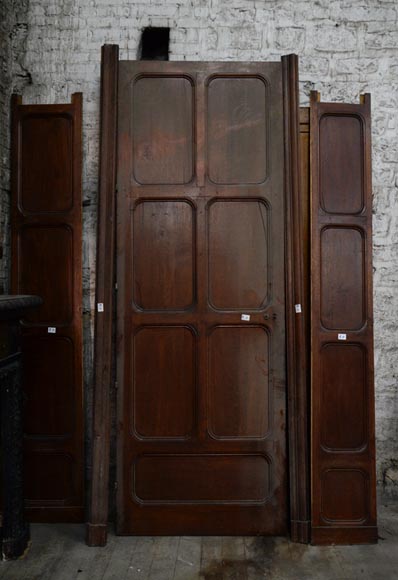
[48,327,56,334]
[338,333,347,341]
[295,304,302,314]
[241,314,250,321]
[97,303,104,312]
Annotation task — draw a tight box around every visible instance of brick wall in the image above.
[1,0,397,498]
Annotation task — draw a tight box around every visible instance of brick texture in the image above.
[0,0,397,500]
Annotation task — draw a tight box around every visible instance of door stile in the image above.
[86,44,119,546]
[282,54,311,543]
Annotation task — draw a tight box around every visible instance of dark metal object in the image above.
[0,294,41,560]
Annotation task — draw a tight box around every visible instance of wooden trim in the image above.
[282,55,311,544]
[310,91,377,545]
[86,44,119,547]
[11,92,84,523]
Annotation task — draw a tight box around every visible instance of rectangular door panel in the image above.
[132,326,196,440]
[11,94,84,522]
[117,61,287,535]
[311,92,377,544]
[208,325,270,439]
[207,199,269,311]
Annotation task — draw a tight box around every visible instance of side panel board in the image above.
[310,92,377,545]
[11,94,84,522]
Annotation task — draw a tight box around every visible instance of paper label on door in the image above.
[295,304,302,314]
[338,333,347,341]
[241,314,250,321]
[48,327,56,334]
[97,302,104,312]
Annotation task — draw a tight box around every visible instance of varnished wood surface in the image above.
[11,94,84,522]
[310,92,377,545]
[0,504,397,579]
[282,56,310,544]
[87,44,119,547]
[116,60,289,535]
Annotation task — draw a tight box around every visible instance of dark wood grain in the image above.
[116,60,288,536]
[86,44,119,547]
[11,93,84,523]
[282,55,311,544]
[310,91,377,545]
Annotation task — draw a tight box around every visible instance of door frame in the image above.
[86,45,310,546]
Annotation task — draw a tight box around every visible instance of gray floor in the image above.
[1,503,398,580]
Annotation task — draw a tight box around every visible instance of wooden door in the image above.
[310,92,377,544]
[116,61,288,535]
[11,94,84,522]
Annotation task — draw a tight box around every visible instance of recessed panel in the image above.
[207,77,268,184]
[208,326,270,439]
[320,114,364,214]
[321,469,369,523]
[20,114,73,213]
[132,76,193,184]
[320,344,367,451]
[208,200,269,310]
[321,227,364,330]
[22,336,75,437]
[133,200,195,310]
[24,453,75,502]
[18,225,74,324]
[133,326,195,439]
[133,455,270,503]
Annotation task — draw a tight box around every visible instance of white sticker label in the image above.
[295,304,302,314]
[241,314,251,321]
[48,327,56,334]
[338,333,347,341]
[97,303,104,312]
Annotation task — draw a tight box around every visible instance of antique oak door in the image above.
[116,61,287,535]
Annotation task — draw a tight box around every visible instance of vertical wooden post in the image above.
[282,54,311,543]
[86,44,119,547]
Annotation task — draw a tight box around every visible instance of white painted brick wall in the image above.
[1,0,397,498]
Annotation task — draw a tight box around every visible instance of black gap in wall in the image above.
[139,27,170,61]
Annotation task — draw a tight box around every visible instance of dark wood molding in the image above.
[86,44,119,547]
[310,91,377,545]
[282,54,311,544]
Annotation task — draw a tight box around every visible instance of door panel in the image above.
[11,94,84,522]
[117,61,287,535]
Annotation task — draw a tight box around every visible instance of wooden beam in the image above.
[86,44,119,547]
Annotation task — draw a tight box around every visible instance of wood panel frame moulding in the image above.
[310,91,377,545]
[11,93,84,523]
[86,44,119,547]
[86,47,310,545]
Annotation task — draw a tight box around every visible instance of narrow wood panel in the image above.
[133,455,270,503]
[18,225,73,325]
[320,114,364,214]
[20,114,73,213]
[320,469,369,523]
[320,344,366,451]
[133,200,195,310]
[311,92,377,545]
[208,326,270,439]
[320,227,365,330]
[207,200,269,310]
[22,336,75,437]
[24,453,75,502]
[133,76,193,184]
[132,326,196,439]
[11,93,84,522]
[207,77,267,184]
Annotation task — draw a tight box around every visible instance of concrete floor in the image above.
[1,503,398,580]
